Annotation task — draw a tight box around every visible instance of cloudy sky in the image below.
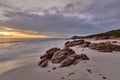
[0,0,120,38]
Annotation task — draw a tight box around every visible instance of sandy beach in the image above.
[0,39,120,80]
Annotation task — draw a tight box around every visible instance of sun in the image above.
[0,32,12,36]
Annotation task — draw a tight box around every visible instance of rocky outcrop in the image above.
[39,47,89,68]
[65,39,91,48]
[80,41,91,48]
[112,41,117,43]
[40,47,60,59]
[77,54,90,60]
[52,47,75,63]
[89,42,120,52]
[38,58,48,68]
[60,54,77,67]
[65,40,84,47]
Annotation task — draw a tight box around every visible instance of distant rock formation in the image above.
[89,42,120,52]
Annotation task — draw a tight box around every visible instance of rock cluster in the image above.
[65,39,120,52]
[65,39,91,47]
[89,42,120,52]
[38,47,89,68]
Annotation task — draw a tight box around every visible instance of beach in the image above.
[0,39,120,80]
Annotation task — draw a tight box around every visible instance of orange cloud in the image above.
[0,27,48,38]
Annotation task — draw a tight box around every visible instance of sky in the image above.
[0,0,120,38]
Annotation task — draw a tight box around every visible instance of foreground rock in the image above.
[38,58,48,68]
[52,47,75,63]
[60,54,77,67]
[40,47,60,59]
[77,54,90,60]
[89,42,120,52]
[60,54,89,67]
[39,47,89,68]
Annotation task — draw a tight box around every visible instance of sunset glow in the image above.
[0,27,48,38]
[0,31,48,38]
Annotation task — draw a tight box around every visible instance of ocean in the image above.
[0,38,67,63]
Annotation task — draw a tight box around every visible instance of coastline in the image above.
[0,39,120,80]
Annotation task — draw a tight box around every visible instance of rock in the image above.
[48,70,51,72]
[61,77,64,80]
[89,43,98,49]
[39,45,90,68]
[77,54,89,60]
[38,58,48,68]
[102,76,107,79]
[60,54,77,67]
[52,47,75,63]
[65,40,84,47]
[80,41,91,48]
[63,47,75,54]
[52,67,56,70]
[68,72,75,76]
[87,69,92,73]
[64,41,70,46]
[112,41,117,43]
[112,44,120,51]
[40,47,60,59]
[89,42,120,52]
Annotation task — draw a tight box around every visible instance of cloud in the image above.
[0,0,120,37]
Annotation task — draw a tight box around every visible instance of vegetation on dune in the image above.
[71,29,120,39]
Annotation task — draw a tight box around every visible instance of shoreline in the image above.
[0,39,120,80]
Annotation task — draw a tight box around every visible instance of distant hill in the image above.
[71,29,120,39]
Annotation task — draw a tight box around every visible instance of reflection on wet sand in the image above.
[0,43,16,47]
[0,38,18,47]
[0,58,35,75]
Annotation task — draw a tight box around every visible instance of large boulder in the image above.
[51,47,75,63]
[38,58,48,68]
[40,47,60,59]
[60,54,89,67]
[60,54,77,67]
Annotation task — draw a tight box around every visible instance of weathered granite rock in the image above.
[39,46,90,68]
[65,40,84,47]
[80,41,91,48]
[38,58,48,68]
[40,47,60,59]
[51,47,75,63]
[89,42,120,52]
[60,54,77,67]
[77,54,89,60]
[112,41,117,43]
[60,54,89,67]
